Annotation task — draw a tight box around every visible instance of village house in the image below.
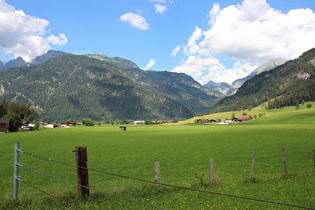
[238,115,250,121]
[0,118,10,133]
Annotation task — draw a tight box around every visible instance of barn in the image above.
[0,118,10,133]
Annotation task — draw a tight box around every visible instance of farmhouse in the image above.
[238,115,250,121]
[205,119,220,123]
[0,118,10,133]
[232,118,242,122]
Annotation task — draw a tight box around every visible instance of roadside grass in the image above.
[0,108,314,209]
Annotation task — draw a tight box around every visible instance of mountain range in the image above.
[206,47,315,114]
[1,47,314,121]
[0,50,65,71]
[205,58,287,96]
[0,51,223,121]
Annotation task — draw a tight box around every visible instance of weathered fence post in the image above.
[13,142,20,200]
[210,158,214,184]
[73,147,90,198]
[155,162,160,185]
[251,149,255,179]
[283,148,287,176]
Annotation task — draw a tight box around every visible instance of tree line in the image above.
[0,99,40,131]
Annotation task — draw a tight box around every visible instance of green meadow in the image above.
[1,105,315,209]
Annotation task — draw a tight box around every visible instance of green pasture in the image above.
[0,108,315,209]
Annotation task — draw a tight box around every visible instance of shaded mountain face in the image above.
[205,48,315,114]
[203,81,231,95]
[0,53,223,121]
[225,58,287,96]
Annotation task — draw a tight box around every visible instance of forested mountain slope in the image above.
[0,53,223,121]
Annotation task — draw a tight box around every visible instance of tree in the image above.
[307,103,312,108]
[231,113,236,119]
[34,118,41,130]
[295,100,300,110]
[4,112,22,132]
[82,118,95,126]
[172,117,178,123]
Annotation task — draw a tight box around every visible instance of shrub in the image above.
[307,104,312,109]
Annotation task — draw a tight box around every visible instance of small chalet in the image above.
[205,119,220,124]
[232,118,242,122]
[238,115,250,121]
[0,118,10,133]
[120,126,127,131]
[21,120,29,130]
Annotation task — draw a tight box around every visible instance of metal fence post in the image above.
[13,142,20,200]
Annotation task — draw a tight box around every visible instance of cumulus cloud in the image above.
[202,0,315,64]
[155,5,167,14]
[143,59,156,70]
[171,0,315,84]
[47,33,68,46]
[171,46,181,56]
[0,0,68,62]
[120,12,149,30]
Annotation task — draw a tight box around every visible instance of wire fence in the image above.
[13,144,315,210]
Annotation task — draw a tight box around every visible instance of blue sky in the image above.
[1,0,315,84]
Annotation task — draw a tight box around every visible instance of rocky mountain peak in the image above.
[4,57,27,69]
[84,54,139,69]
[30,50,66,66]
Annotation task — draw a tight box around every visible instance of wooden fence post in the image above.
[283,148,287,177]
[155,162,160,185]
[313,148,315,173]
[73,147,90,198]
[210,158,214,184]
[251,149,255,179]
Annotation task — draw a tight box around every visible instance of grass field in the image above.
[0,105,315,209]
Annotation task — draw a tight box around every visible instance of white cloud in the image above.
[120,12,149,30]
[0,0,67,62]
[143,59,156,70]
[172,0,315,84]
[47,33,68,46]
[183,27,203,55]
[155,5,167,14]
[171,46,181,56]
[202,0,315,64]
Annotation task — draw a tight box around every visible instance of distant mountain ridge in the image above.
[0,53,223,121]
[0,50,65,71]
[205,47,315,113]
[225,58,287,96]
[84,54,139,69]
[204,58,287,96]
[203,81,230,95]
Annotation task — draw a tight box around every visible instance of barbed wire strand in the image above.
[17,158,314,210]
[17,178,84,210]
[18,164,166,210]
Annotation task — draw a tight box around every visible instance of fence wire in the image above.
[17,149,315,210]
[18,164,166,210]
[17,178,84,210]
